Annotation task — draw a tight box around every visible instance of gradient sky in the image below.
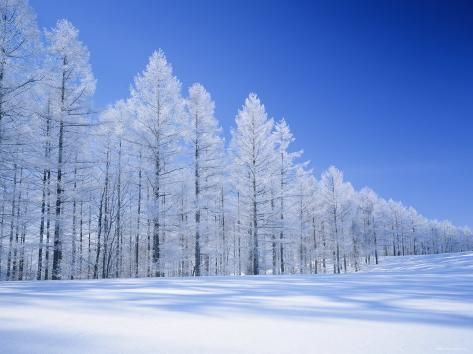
[30,0,473,227]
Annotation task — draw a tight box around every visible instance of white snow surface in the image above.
[1,252,472,354]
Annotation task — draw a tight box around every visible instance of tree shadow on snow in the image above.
[1,253,472,329]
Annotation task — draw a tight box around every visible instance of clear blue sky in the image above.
[31,0,473,227]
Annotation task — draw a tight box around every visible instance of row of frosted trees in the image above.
[0,0,471,281]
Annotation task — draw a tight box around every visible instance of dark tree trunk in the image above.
[52,56,67,281]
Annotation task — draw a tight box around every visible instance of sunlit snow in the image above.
[1,252,472,354]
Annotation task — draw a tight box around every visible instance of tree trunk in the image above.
[52,56,67,281]
[252,173,259,275]
[44,168,51,280]
[12,167,23,280]
[18,191,28,280]
[87,200,91,279]
[146,184,151,277]
[115,139,122,278]
[101,149,110,279]
[0,187,5,279]
[6,164,17,280]
[135,152,142,278]
[194,129,201,276]
[37,105,51,280]
[93,188,105,279]
[152,151,161,277]
[70,159,78,280]
[79,201,83,278]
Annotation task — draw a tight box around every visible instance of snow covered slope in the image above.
[1,252,472,354]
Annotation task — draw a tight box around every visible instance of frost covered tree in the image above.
[0,0,40,281]
[358,187,379,264]
[230,93,276,275]
[293,167,317,273]
[320,166,354,274]
[130,49,183,277]
[0,0,39,155]
[185,83,224,276]
[93,100,132,279]
[273,118,302,274]
[45,19,95,280]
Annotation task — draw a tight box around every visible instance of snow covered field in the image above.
[1,252,472,354]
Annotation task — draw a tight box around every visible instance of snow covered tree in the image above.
[0,0,39,157]
[320,166,354,274]
[293,166,317,273]
[273,118,302,274]
[230,93,276,275]
[358,187,379,264]
[0,0,40,281]
[130,49,183,277]
[185,83,224,276]
[45,19,95,280]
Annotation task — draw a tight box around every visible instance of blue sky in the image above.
[31,0,473,227]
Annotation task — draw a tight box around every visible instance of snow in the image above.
[1,252,472,354]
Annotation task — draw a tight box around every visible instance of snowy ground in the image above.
[1,253,472,354]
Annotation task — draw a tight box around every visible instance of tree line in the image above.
[0,0,471,281]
